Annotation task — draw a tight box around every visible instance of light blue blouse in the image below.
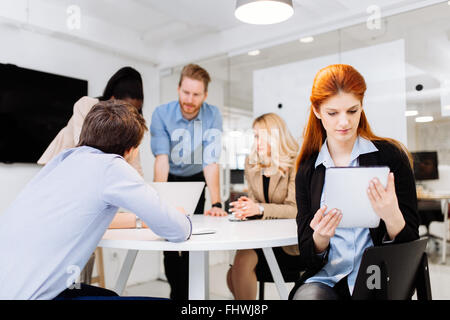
[305,136,379,294]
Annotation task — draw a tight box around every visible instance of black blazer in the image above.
[289,140,419,298]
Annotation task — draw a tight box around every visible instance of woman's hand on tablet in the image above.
[310,205,342,253]
[367,172,405,239]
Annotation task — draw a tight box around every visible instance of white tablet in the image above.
[324,166,390,228]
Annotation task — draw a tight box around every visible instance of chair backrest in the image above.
[352,238,431,300]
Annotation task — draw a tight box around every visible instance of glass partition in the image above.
[160,1,450,197]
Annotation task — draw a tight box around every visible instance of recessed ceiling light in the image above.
[405,110,418,117]
[299,36,314,43]
[248,49,260,56]
[415,116,434,123]
[235,0,294,25]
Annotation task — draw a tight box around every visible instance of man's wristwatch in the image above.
[212,202,222,209]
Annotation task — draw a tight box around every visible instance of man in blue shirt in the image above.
[151,64,226,299]
[0,100,191,300]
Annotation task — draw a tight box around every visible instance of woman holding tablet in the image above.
[226,113,300,300]
[290,64,419,300]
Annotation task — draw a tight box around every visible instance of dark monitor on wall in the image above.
[230,169,245,184]
[0,63,88,163]
[412,151,439,181]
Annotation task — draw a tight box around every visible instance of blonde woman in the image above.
[226,113,300,300]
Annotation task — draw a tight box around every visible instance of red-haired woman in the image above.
[290,64,419,300]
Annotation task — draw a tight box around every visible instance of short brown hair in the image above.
[178,63,211,92]
[78,100,148,156]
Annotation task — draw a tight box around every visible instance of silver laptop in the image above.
[149,182,205,217]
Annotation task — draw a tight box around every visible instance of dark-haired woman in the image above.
[38,66,144,176]
[290,64,419,300]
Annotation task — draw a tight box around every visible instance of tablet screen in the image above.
[324,166,389,228]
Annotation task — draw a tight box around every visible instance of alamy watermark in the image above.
[66,5,81,31]
[366,264,382,290]
[168,123,282,170]
[66,264,81,290]
[366,5,382,31]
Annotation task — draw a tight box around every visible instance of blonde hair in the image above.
[248,113,299,176]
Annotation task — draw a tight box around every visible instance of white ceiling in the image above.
[4,0,445,67]
[41,0,241,47]
[1,0,449,116]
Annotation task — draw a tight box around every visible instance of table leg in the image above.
[441,199,449,264]
[188,251,209,300]
[262,247,289,300]
[114,249,138,295]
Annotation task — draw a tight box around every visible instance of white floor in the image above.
[123,262,295,300]
[122,238,450,300]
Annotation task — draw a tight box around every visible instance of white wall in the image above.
[0,23,161,288]
[415,119,450,165]
[421,165,450,193]
[253,40,407,145]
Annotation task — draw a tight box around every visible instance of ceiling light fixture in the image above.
[405,110,418,117]
[299,36,314,43]
[235,0,294,25]
[415,116,434,123]
[248,49,261,56]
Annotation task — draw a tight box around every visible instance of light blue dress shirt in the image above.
[0,146,192,300]
[150,100,223,177]
[305,136,379,294]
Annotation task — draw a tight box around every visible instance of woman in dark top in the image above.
[290,64,419,300]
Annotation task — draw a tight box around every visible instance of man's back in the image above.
[0,146,191,299]
[0,146,126,299]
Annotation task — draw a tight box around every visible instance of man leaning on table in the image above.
[150,63,227,300]
[0,100,191,300]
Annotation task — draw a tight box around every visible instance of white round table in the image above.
[99,215,298,299]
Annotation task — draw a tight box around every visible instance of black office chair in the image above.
[352,238,432,300]
[257,270,303,300]
[418,200,444,237]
